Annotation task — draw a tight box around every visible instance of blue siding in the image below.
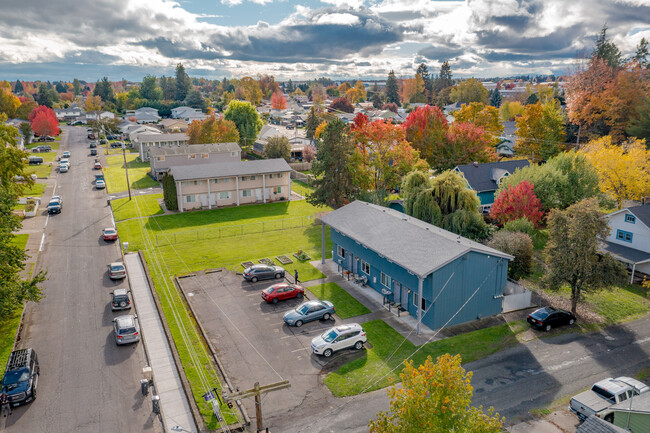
[330,229,508,330]
[477,190,495,206]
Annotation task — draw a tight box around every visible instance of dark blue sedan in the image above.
[284,300,335,327]
[527,306,576,331]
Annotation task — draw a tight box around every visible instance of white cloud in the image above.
[320,0,365,8]
[316,13,361,25]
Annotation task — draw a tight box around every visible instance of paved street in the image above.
[4,127,159,433]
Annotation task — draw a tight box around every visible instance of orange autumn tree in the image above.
[369,354,504,433]
[28,105,59,137]
[351,113,427,192]
[271,91,287,109]
[187,115,240,144]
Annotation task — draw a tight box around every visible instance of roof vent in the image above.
[473,161,479,167]
[457,235,461,243]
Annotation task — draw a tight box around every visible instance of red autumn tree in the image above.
[271,91,287,109]
[29,105,59,136]
[329,97,354,113]
[490,180,544,226]
[403,105,448,165]
[443,122,496,169]
[382,102,398,113]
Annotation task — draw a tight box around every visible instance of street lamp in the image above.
[122,143,132,200]
[611,378,640,429]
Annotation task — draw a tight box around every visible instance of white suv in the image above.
[311,323,366,357]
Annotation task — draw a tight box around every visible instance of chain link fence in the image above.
[155,215,318,246]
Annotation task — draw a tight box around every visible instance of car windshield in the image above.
[264,287,275,293]
[322,330,339,343]
[105,229,116,234]
[2,368,29,385]
[118,327,136,335]
[110,265,124,272]
[533,309,552,320]
[296,304,310,315]
[592,385,616,402]
[113,295,128,302]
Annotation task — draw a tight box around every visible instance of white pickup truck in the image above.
[570,377,649,422]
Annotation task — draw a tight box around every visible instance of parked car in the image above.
[59,163,69,173]
[311,323,367,357]
[62,151,71,158]
[111,288,132,311]
[47,197,62,214]
[103,227,118,241]
[89,141,97,148]
[527,306,576,332]
[570,377,649,421]
[108,262,127,280]
[71,120,84,126]
[243,264,285,283]
[90,149,97,156]
[59,158,69,166]
[261,283,304,304]
[28,156,43,165]
[286,124,294,130]
[94,162,102,170]
[96,179,106,189]
[100,138,108,145]
[1,348,39,406]
[110,141,123,148]
[284,300,335,327]
[32,145,51,152]
[112,315,140,345]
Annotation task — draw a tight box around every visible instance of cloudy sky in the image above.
[0,0,648,82]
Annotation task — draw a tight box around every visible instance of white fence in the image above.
[502,280,535,313]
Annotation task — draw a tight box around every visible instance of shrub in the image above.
[488,231,533,280]
[162,173,178,211]
[502,218,535,236]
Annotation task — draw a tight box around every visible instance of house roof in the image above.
[159,118,188,127]
[455,159,530,193]
[575,416,629,433]
[601,241,650,264]
[170,158,292,181]
[628,204,650,228]
[321,201,513,278]
[610,389,650,412]
[150,142,240,156]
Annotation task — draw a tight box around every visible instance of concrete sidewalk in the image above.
[124,252,197,433]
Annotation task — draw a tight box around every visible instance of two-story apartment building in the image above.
[169,159,292,212]
[133,132,190,162]
[126,107,161,124]
[149,143,241,180]
[171,106,207,122]
[603,204,650,283]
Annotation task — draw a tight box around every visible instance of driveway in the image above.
[176,270,368,429]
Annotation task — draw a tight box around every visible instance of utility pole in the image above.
[223,380,290,432]
[122,143,132,200]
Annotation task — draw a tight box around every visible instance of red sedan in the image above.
[94,162,102,170]
[261,283,304,304]
[103,227,118,241]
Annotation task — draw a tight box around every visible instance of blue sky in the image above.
[0,0,648,82]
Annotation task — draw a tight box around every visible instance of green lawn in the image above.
[26,142,60,151]
[324,319,527,397]
[553,283,650,323]
[0,309,23,380]
[291,180,313,198]
[11,234,29,250]
[104,153,159,193]
[307,282,370,319]
[24,163,53,178]
[112,194,165,221]
[115,198,333,427]
[20,183,46,197]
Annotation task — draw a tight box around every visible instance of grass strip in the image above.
[112,194,164,221]
[307,282,370,319]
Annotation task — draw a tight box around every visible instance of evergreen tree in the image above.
[93,77,114,103]
[305,106,321,140]
[140,75,162,101]
[175,63,191,101]
[525,92,539,105]
[308,118,356,208]
[434,61,453,93]
[55,82,66,93]
[14,80,23,94]
[162,173,178,211]
[185,89,206,110]
[36,83,54,108]
[416,63,433,101]
[19,122,32,142]
[385,70,400,106]
[160,76,176,100]
[634,37,649,68]
[592,25,621,68]
[626,96,650,140]
[72,78,81,96]
[372,92,383,109]
[490,89,502,107]
[286,79,295,93]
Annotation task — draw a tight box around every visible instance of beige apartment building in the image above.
[149,143,241,180]
[170,158,292,212]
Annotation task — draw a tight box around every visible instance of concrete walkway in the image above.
[124,252,197,433]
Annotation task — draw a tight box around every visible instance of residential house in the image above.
[4,118,27,148]
[85,111,115,122]
[169,158,292,212]
[454,159,530,213]
[575,416,629,433]
[497,121,517,157]
[608,390,650,432]
[118,119,140,135]
[127,107,161,124]
[124,124,159,138]
[254,125,310,160]
[602,204,650,283]
[54,107,84,122]
[133,132,190,162]
[149,142,241,180]
[170,106,207,122]
[159,118,189,133]
[320,201,513,333]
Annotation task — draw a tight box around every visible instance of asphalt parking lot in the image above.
[177,269,368,426]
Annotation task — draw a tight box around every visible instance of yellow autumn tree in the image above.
[581,136,650,207]
[369,354,504,433]
[84,95,103,112]
[453,102,504,143]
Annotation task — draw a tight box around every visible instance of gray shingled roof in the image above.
[610,389,650,412]
[133,133,189,142]
[575,415,629,433]
[170,158,291,181]
[601,241,650,264]
[150,142,240,156]
[456,160,530,193]
[628,204,650,228]
[320,201,513,277]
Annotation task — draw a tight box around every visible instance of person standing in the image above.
[0,391,11,417]
[294,269,299,284]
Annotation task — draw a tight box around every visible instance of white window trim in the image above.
[337,245,345,258]
[360,260,370,274]
[381,272,391,289]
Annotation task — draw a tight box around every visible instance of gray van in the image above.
[28,156,44,165]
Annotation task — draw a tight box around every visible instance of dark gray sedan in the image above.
[243,264,285,283]
[284,300,335,327]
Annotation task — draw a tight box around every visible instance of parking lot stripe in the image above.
[291,347,310,353]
